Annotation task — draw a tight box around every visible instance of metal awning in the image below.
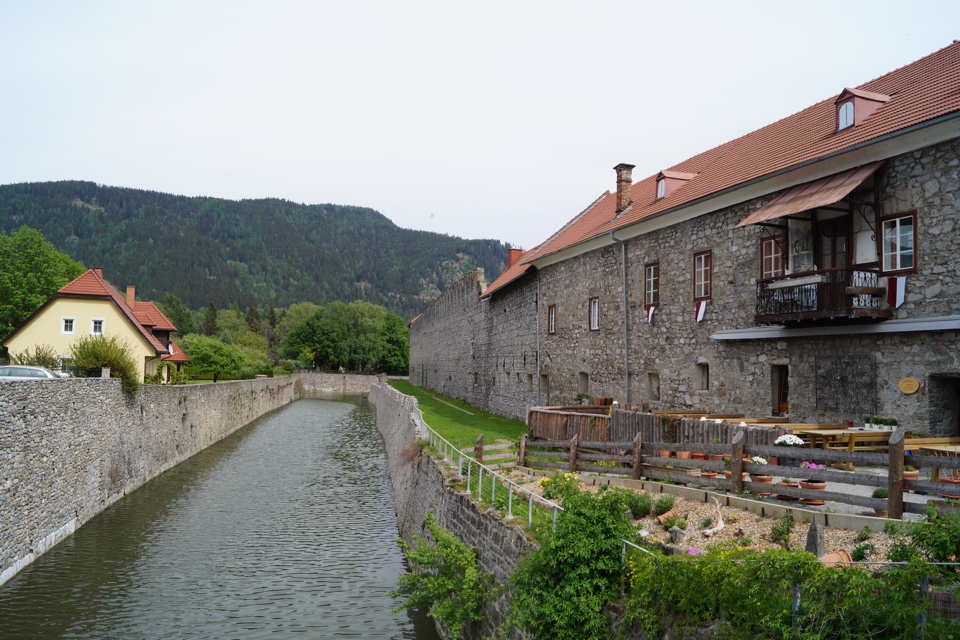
[736,161,884,227]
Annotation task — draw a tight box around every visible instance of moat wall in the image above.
[0,373,376,586]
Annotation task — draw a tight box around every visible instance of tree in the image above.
[180,334,244,382]
[273,302,319,347]
[0,225,85,337]
[159,293,196,336]
[245,305,263,335]
[201,302,219,336]
[70,335,141,393]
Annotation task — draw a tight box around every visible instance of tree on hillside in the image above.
[180,334,244,382]
[160,293,196,336]
[245,304,262,334]
[273,302,319,347]
[201,302,219,336]
[0,225,85,337]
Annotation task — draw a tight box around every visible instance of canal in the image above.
[0,397,440,639]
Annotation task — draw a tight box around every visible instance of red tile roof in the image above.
[58,269,169,354]
[161,338,190,363]
[525,41,960,264]
[133,302,176,331]
[482,246,540,298]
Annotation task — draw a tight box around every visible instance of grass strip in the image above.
[388,380,527,449]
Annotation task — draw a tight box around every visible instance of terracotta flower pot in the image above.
[707,453,724,461]
[819,549,853,567]
[699,471,717,478]
[775,481,800,501]
[874,508,889,518]
[659,450,672,458]
[800,480,827,506]
[903,470,920,481]
[691,452,706,460]
[749,474,774,483]
[656,509,677,525]
[676,451,692,459]
[939,476,960,499]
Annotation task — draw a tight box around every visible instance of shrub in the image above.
[11,344,60,370]
[856,526,872,542]
[872,487,889,499]
[388,513,495,638]
[70,335,140,393]
[851,542,876,561]
[770,514,795,549]
[538,472,581,502]
[653,494,675,516]
[624,491,653,519]
[905,504,960,563]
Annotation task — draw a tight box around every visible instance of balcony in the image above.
[755,266,892,324]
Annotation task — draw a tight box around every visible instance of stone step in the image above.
[486,461,517,470]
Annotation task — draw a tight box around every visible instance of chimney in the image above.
[614,163,635,214]
[508,248,523,267]
[93,267,103,278]
[126,286,135,306]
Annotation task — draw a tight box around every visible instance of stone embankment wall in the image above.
[0,372,376,586]
[370,382,533,640]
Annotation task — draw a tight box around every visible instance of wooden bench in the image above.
[828,431,893,453]
[903,437,960,452]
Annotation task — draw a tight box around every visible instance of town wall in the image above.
[0,372,377,586]
[409,138,960,434]
[370,381,532,640]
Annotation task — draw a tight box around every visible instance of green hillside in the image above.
[0,181,508,318]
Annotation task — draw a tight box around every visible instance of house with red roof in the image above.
[410,41,960,434]
[2,268,188,382]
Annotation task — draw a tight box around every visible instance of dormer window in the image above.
[655,170,697,200]
[838,101,854,130]
[835,88,890,131]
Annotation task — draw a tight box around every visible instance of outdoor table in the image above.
[918,444,960,482]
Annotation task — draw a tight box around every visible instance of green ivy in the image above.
[388,513,495,638]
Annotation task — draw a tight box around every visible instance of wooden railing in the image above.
[755,266,891,323]
[518,429,960,520]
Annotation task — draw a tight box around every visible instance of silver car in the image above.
[0,365,60,380]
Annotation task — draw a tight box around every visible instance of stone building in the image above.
[410,42,960,434]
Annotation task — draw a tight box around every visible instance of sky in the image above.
[1,1,958,251]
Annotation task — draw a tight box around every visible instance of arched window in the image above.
[656,178,666,199]
[838,101,854,130]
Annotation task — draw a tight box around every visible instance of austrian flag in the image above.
[646,305,656,324]
[696,300,707,323]
[887,276,906,309]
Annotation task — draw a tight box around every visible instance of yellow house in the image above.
[2,268,188,380]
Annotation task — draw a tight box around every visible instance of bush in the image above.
[770,514,795,549]
[653,494,675,516]
[10,344,60,370]
[389,513,494,637]
[624,491,653,519]
[70,335,140,393]
[538,472,581,502]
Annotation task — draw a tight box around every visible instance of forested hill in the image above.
[0,181,509,318]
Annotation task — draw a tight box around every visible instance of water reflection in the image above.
[0,398,438,640]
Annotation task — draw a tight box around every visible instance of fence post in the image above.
[732,431,745,493]
[570,433,579,472]
[475,434,484,465]
[632,432,643,480]
[888,428,905,519]
[918,576,929,639]
[518,434,527,468]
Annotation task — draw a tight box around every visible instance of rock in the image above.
[669,526,687,544]
[806,521,825,556]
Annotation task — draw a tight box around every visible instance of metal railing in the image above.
[755,266,887,320]
[414,406,563,529]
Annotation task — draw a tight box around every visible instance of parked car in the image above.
[0,365,60,380]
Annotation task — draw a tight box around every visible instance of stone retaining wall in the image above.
[370,381,533,640]
[0,372,377,586]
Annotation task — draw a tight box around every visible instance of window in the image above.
[656,178,666,200]
[696,363,710,391]
[578,372,590,395]
[647,372,660,401]
[838,101,854,130]
[589,298,599,330]
[644,262,660,307]
[694,251,712,300]
[547,305,556,334]
[526,374,533,392]
[58,356,74,376]
[61,317,75,335]
[91,318,104,336]
[880,211,916,273]
[760,235,785,279]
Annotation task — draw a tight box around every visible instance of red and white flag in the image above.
[696,300,707,323]
[646,305,656,324]
[887,276,906,308]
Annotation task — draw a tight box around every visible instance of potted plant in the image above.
[775,478,800,501]
[775,433,804,466]
[707,437,725,461]
[800,461,827,505]
[903,465,920,481]
[676,440,692,459]
[872,487,889,517]
[748,456,773,483]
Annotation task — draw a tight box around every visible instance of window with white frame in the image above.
[880,211,916,273]
[547,305,556,334]
[838,101,854,130]
[589,297,599,330]
[656,178,666,200]
[61,317,75,335]
[58,355,74,376]
[760,235,785,279]
[644,262,660,307]
[91,318,104,336]
[694,251,712,300]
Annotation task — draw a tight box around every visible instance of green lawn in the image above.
[388,380,527,448]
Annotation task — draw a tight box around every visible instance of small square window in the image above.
[62,317,75,335]
[589,298,599,331]
[91,318,104,336]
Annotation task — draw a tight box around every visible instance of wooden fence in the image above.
[518,429,960,520]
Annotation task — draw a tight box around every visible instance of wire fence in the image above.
[414,406,564,529]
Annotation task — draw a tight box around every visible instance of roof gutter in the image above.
[530,110,960,267]
[610,230,630,405]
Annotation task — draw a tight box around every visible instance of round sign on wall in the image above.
[898,377,920,395]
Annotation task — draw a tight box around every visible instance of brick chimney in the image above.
[93,267,103,278]
[614,163,635,214]
[126,286,135,306]
[508,248,523,267]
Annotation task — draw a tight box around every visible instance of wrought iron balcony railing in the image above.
[755,266,892,324]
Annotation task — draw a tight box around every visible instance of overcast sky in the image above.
[1,1,958,250]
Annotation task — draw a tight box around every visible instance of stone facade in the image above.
[370,382,532,640]
[410,138,960,435]
[0,373,378,586]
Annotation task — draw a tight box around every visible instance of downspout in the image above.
[610,230,630,405]
[536,273,541,405]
